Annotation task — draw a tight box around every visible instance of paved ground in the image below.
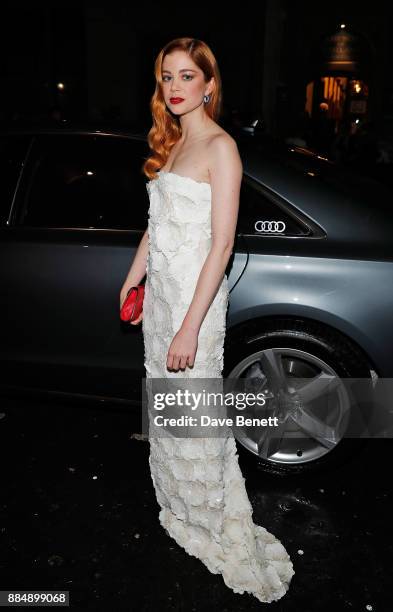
[0,392,390,611]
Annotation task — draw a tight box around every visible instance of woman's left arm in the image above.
[181,134,242,334]
[166,134,242,371]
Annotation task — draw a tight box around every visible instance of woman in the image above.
[120,37,295,604]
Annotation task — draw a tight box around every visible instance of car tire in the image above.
[224,318,374,476]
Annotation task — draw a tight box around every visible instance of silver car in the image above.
[1,125,392,475]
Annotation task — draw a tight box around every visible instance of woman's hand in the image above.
[120,289,128,311]
[120,289,143,326]
[167,326,198,371]
[130,311,143,325]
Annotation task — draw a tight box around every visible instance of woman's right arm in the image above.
[120,227,149,308]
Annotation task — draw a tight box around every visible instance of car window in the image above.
[237,178,311,237]
[0,134,31,225]
[15,134,150,230]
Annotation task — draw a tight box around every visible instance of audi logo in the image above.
[255,220,286,233]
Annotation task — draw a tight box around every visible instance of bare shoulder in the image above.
[206,129,243,179]
[206,127,238,149]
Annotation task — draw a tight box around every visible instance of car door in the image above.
[0,132,150,400]
[228,174,325,316]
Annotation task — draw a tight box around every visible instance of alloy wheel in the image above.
[226,347,352,466]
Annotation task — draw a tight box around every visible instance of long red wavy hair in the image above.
[142,37,223,181]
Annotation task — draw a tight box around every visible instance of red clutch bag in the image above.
[120,285,145,322]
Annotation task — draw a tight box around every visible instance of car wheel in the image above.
[224,318,374,476]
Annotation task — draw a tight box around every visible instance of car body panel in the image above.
[240,140,393,260]
[228,253,393,376]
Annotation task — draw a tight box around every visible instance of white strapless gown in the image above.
[142,171,295,603]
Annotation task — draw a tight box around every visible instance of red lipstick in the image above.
[170,97,184,104]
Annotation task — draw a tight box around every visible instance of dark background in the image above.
[1,0,392,133]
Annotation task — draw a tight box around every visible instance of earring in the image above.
[203,94,211,103]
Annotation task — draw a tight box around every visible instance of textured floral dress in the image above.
[142,170,295,603]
